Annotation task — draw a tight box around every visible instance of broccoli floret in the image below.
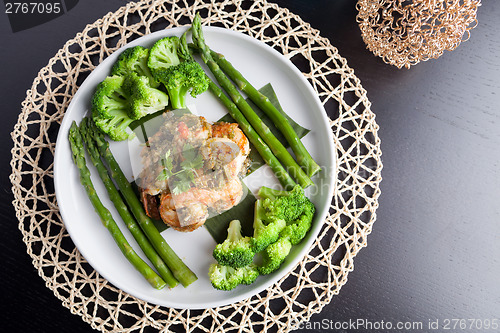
[258,237,292,275]
[147,36,181,76]
[208,262,259,291]
[154,61,209,109]
[208,263,239,291]
[251,199,286,253]
[213,220,254,268]
[123,73,169,120]
[91,76,129,118]
[146,35,209,110]
[111,46,159,88]
[209,220,259,290]
[91,76,134,141]
[280,199,315,245]
[258,185,308,222]
[252,185,316,275]
[92,112,134,141]
[258,185,316,246]
[239,264,260,285]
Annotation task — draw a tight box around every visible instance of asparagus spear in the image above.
[210,50,321,177]
[191,14,313,189]
[68,121,166,290]
[86,119,198,287]
[79,118,178,288]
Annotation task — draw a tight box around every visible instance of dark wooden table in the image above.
[1,1,498,332]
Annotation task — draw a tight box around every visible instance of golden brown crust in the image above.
[139,188,161,221]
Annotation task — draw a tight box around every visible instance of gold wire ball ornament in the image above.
[356,0,481,68]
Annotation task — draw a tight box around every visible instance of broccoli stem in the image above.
[86,119,198,287]
[68,121,166,290]
[192,14,312,189]
[210,50,321,178]
[168,86,188,110]
[257,186,290,201]
[227,219,242,242]
[253,199,268,229]
[79,118,178,288]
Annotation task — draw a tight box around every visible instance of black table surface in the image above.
[1,1,499,332]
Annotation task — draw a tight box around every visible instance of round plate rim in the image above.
[53,26,336,309]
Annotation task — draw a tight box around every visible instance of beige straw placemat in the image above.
[10,0,382,331]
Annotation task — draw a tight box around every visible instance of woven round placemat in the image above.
[10,0,382,332]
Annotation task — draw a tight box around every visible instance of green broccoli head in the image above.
[213,220,254,268]
[239,263,260,285]
[208,263,240,291]
[91,76,134,141]
[148,36,181,77]
[155,61,209,109]
[111,46,159,87]
[208,262,259,291]
[92,111,134,141]
[123,73,169,120]
[252,185,316,275]
[258,185,308,222]
[280,199,315,245]
[91,76,129,118]
[258,237,292,275]
[251,200,287,253]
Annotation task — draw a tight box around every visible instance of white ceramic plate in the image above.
[54,27,336,309]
